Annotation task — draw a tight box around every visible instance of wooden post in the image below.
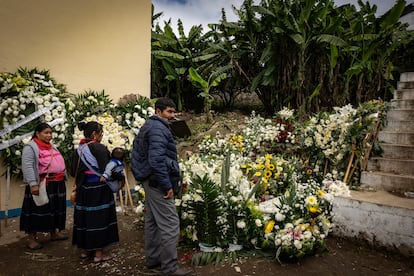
[361,110,382,171]
[4,166,10,227]
[323,159,329,176]
[343,144,356,183]
[123,169,134,209]
[118,188,125,214]
[348,158,359,183]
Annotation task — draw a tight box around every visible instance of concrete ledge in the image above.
[332,190,414,257]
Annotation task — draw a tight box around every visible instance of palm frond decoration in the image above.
[188,174,225,246]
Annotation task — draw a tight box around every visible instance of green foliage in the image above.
[69,90,114,123]
[188,67,228,122]
[192,251,226,266]
[152,0,413,114]
[187,175,225,246]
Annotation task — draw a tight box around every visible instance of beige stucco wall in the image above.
[0,0,151,99]
[0,0,151,214]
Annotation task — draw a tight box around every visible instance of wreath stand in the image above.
[116,169,134,215]
[0,166,11,237]
[343,109,382,184]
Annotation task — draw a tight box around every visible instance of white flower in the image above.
[236,220,246,229]
[275,239,282,246]
[255,219,262,227]
[275,213,285,221]
[135,203,144,216]
[294,240,302,250]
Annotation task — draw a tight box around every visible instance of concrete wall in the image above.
[0,0,151,100]
[332,193,414,256]
[0,0,151,215]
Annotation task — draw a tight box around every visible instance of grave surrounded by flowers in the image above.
[0,68,386,263]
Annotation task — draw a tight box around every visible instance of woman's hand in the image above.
[30,185,40,196]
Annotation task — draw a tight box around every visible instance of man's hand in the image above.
[163,188,174,199]
[30,185,40,196]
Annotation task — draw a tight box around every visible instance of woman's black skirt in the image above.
[72,180,119,250]
[20,180,67,233]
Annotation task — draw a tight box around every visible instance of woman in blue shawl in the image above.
[70,121,119,262]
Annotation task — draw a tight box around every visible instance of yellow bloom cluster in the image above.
[228,134,245,152]
[305,195,321,214]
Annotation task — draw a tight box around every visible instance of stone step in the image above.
[366,157,414,175]
[395,89,414,100]
[332,190,414,256]
[378,131,414,145]
[360,171,414,192]
[400,72,414,82]
[385,109,414,121]
[391,99,414,109]
[384,120,414,131]
[381,144,414,159]
[397,81,414,89]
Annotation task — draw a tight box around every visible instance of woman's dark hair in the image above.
[155,97,176,111]
[78,121,103,138]
[32,122,52,138]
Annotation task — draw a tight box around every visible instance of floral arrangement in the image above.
[0,68,70,174]
[175,103,385,263]
[68,91,153,161]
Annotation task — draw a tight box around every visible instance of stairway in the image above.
[360,72,414,194]
[332,72,414,257]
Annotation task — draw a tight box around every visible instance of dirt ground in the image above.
[0,110,412,275]
[0,206,413,276]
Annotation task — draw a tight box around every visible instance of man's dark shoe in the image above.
[147,262,161,269]
[168,267,193,276]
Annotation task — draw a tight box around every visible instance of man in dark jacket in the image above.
[131,97,192,276]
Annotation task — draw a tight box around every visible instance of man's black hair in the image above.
[155,97,176,111]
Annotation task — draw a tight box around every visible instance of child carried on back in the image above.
[100,147,126,193]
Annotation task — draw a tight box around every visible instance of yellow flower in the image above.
[268,164,275,170]
[257,163,265,170]
[306,195,317,206]
[317,190,326,197]
[265,220,275,234]
[309,206,321,214]
[255,171,262,177]
[274,170,281,179]
[306,169,313,175]
[265,153,273,160]
[241,164,247,169]
[264,170,272,178]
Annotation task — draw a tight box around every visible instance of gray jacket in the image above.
[21,139,62,187]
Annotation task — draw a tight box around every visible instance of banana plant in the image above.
[188,66,228,123]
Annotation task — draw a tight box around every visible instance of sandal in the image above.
[80,251,94,259]
[50,233,68,241]
[93,253,115,263]
[27,242,43,250]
